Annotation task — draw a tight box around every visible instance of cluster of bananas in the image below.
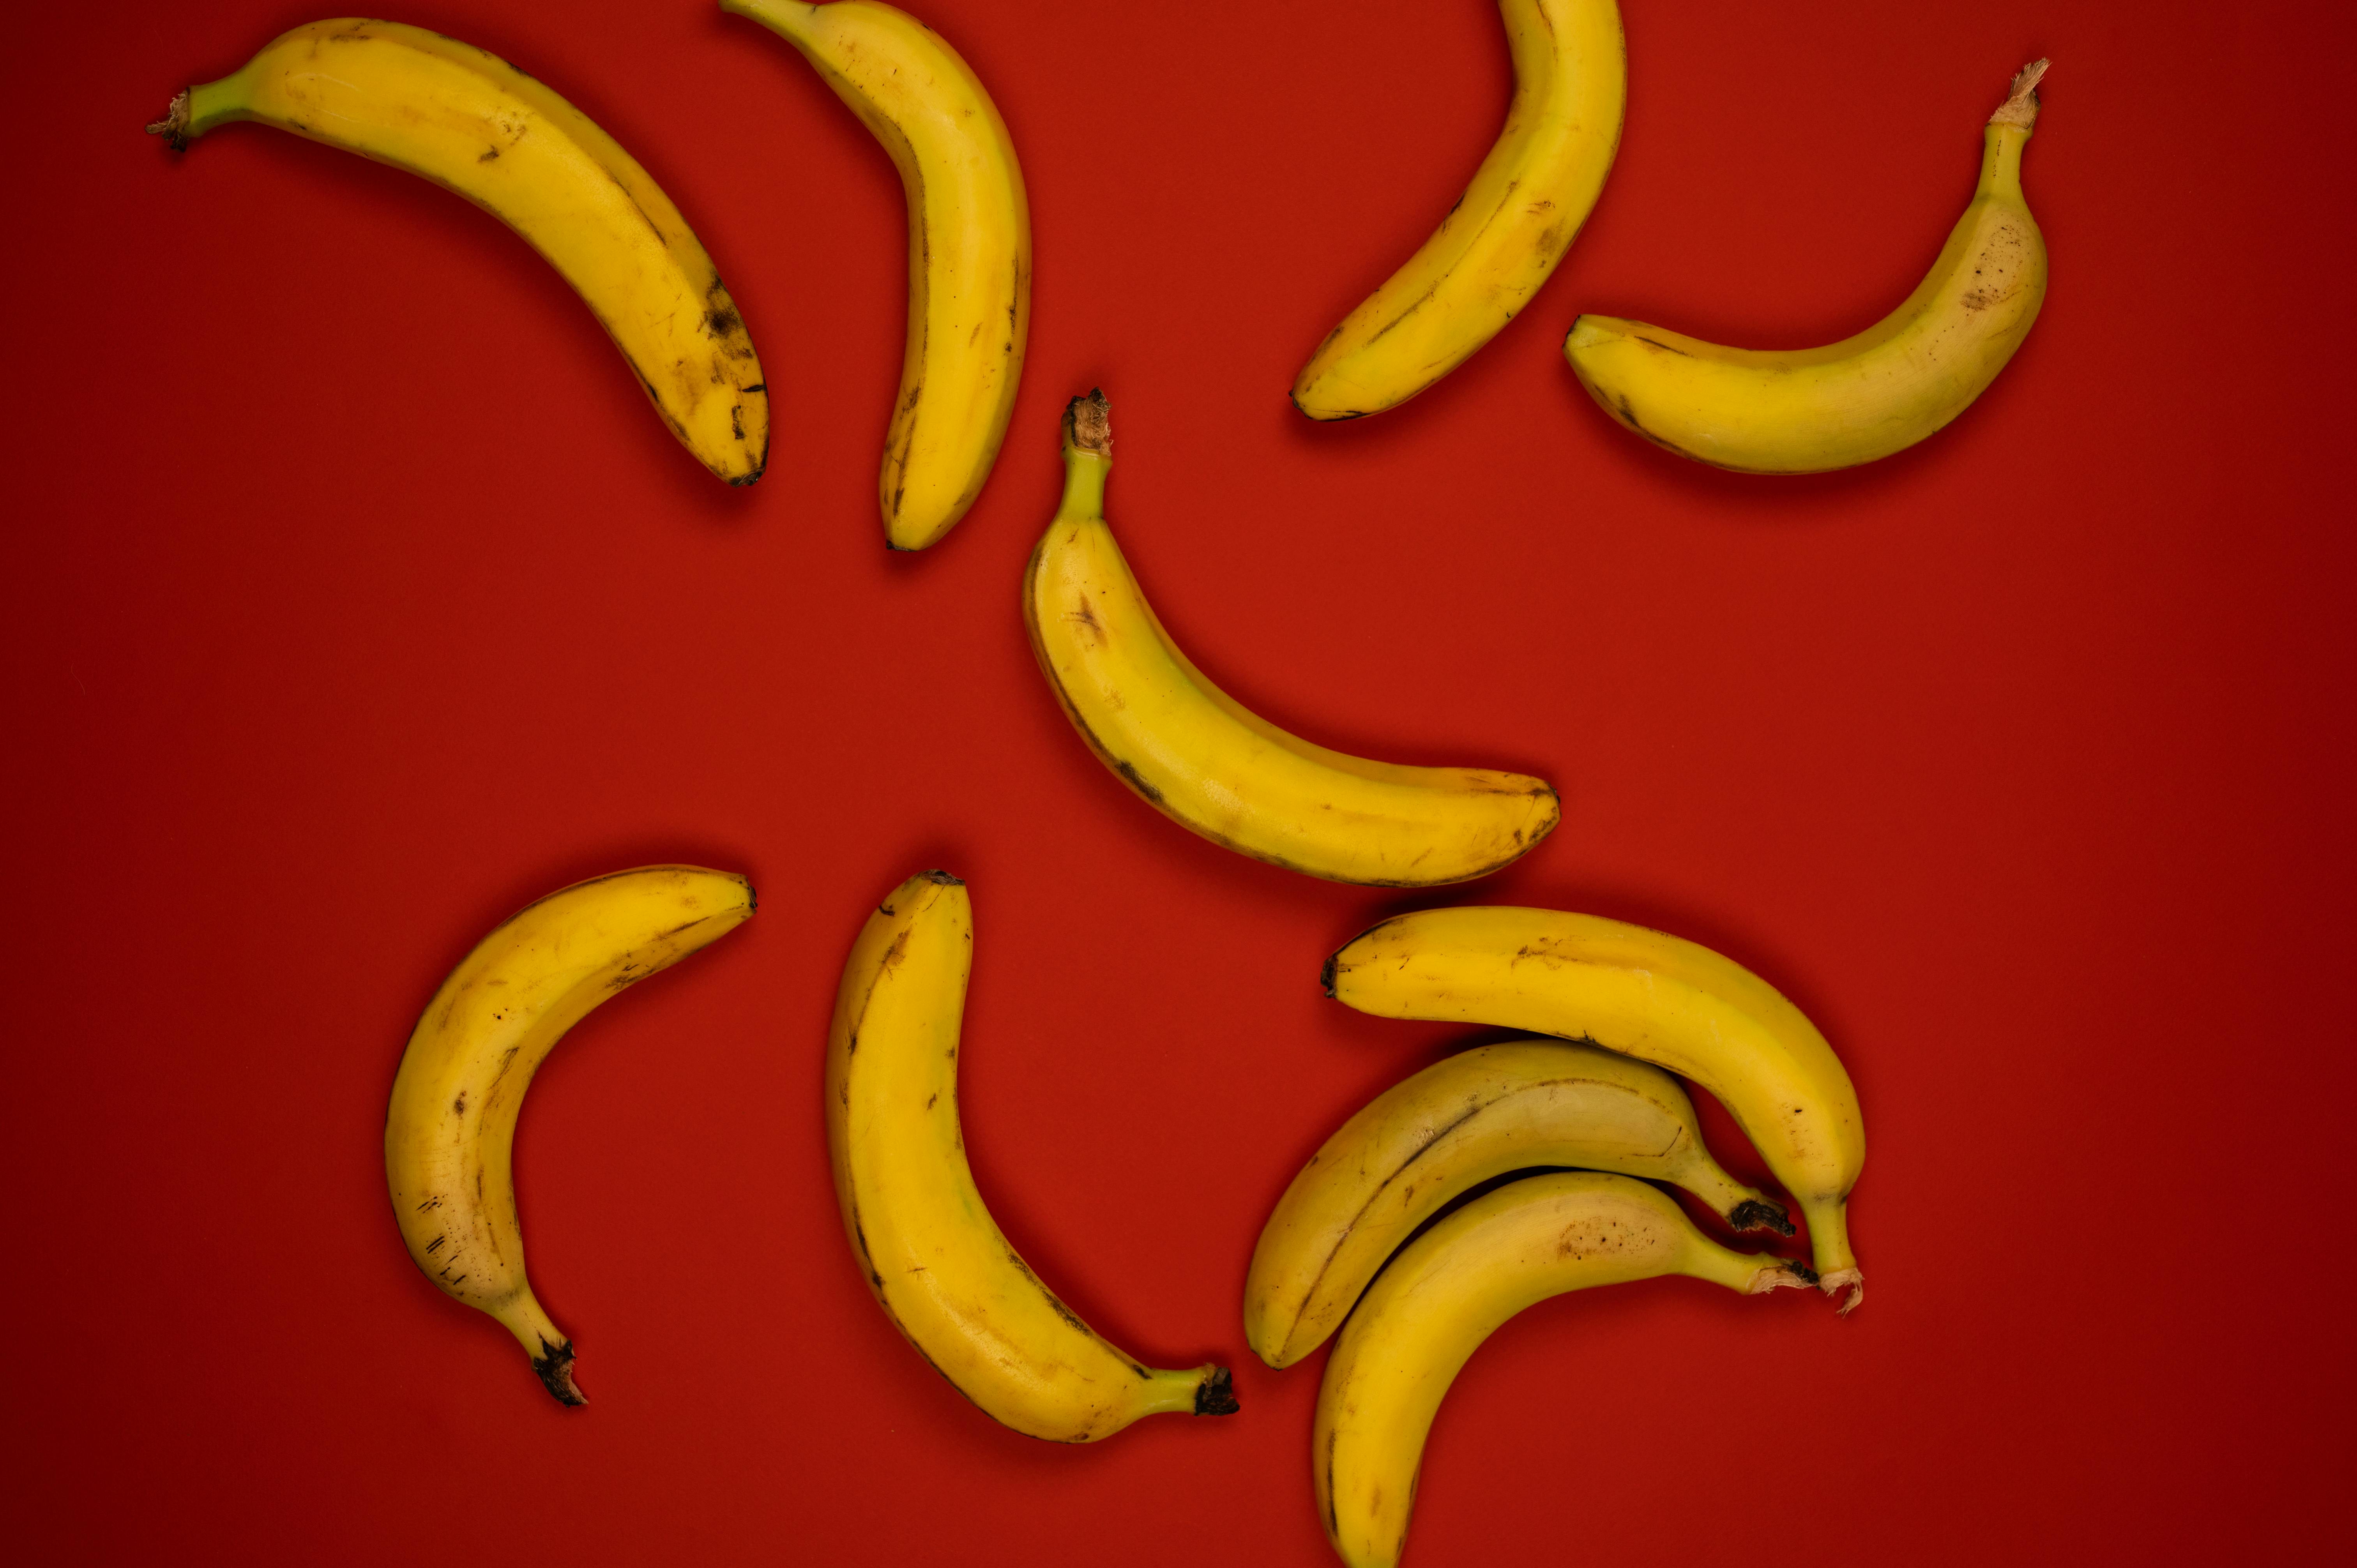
[155,4,2052,1564]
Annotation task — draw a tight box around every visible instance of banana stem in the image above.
[494,1290,587,1406]
[1058,390,1111,519]
[1988,58,2048,130]
[145,90,190,148]
[1136,1364,1239,1419]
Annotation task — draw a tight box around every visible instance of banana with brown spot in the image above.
[1245,1036,1797,1369]
[828,871,1235,1441]
[1023,391,1561,886]
[727,0,1028,549]
[1324,904,1866,1308]
[150,19,770,485]
[386,866,755,1404]
[1565,61,2051,471]
[1314,1171,1813,1568]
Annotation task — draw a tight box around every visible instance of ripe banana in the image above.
[1324,906,1866,1309]
[727,0,1028,549]
[386,866,756,1404]
[829,871,1237,1441]
[1314,1171,1813,1568]
[1291,0,1626,420]
[150,19,769,485]
[1023,392,1560,885]
[1564,60,2050,471]
[1245,1036,1793,1370]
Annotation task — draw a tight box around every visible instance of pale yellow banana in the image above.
[728,0,1028,549]
[1565,61,2050,471]
[1292,0,1625,420]
[828,871,1237,1441]
[1023,392,1560,885]
[386,866,755,1404]
[1245,1036,1795,1369]
[1314,1171,1811,1568]
[150,19,769,485]
[1325,906,1866,1309]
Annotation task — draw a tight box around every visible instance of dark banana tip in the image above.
[1784,1261,1821,1287]
[1194,1366,1240,1416]
[921,869,963,887]
[1730,1198,1797,1238]
[531,1338,586,1407]
[1319,952,1339,997]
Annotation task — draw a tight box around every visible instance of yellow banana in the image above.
[727,0,1028,549]
[150,19,770,485]
[1565,60,2050,471]
[1023,392,1560,885]
[1292,0,1625,420]
[1314,1171,1812,1568]
[828,871,1237,1441]
[386,866,755,1404]
[1245,1037,1795,1369]
[1324,906,1866,1309]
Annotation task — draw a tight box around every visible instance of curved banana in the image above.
[829,870,1237,1441]
[1024,392,1560,885]
[387,866,755,1404]
[1315,1171,1811,1568]
[1245,1037,1793,1369]
[1324,906,1866,1309]
[727,0,1028,549]
[1291,0,1625,420]
[1565,60,2050,471]
[149,19,769,485]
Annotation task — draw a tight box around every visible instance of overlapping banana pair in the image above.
[1249,908,1865,1567]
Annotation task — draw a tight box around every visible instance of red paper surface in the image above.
[4,0,2352,1561]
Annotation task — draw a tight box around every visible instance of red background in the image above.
[4,0,2352,1560]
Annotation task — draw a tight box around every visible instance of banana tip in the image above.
[531,1338,586,1407]
[1318,953,1339,997]
[1820,1268,1865,1315]
[1729,1198,1797,1237]
[1194,1365,1240,1416]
